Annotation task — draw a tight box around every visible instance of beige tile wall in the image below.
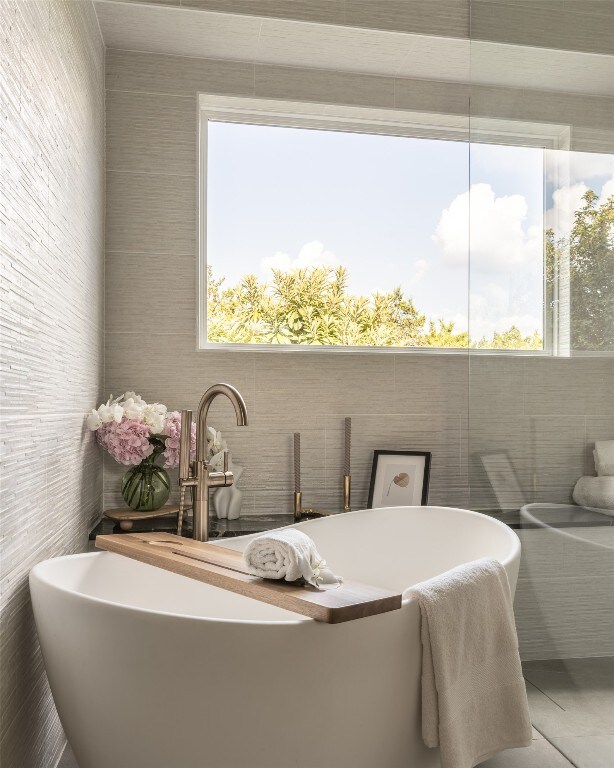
[469,356,614,512]
[0,2,104,766]
[104,50,474,514]
[116,0,468,37]
[108,0,614,56]
[515,526,614,660]
[471,0,614,56]
[104,47,614,520]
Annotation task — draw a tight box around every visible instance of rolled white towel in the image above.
[594,440,614,476]
[573,475,614,515]
[244,529,341,589]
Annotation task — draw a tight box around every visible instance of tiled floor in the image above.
[59,737,572,768]
[60,658,614,767]
[523,657,614,768]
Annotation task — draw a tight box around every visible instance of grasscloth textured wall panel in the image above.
[515,527,614,660]
[103,48,472,514]
[0,2,104,766]
[104,47,614,519]
[469,357,614,512]
[105,47,613,663]
[106,0,471,39]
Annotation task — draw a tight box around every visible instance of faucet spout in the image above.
[196,383,248,462]
[179,383,248,542]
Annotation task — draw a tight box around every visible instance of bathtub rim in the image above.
[30,505,520,627]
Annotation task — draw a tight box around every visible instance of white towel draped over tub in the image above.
[244,528,341,589]
[408,557,532,768]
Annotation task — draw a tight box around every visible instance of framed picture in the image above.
[479,451,526,512]
[367,450,431,508]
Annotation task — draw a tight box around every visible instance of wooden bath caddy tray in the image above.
[95,532,402,624]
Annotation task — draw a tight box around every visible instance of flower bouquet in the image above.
[87,392,227,512]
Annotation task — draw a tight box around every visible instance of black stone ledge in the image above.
[481,504,614,530]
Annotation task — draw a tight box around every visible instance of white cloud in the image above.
[545,182,588,236]
[468,284,542,341]
[439,311,468,333]
[433,183,541,272]
[600,177,614,203]
[260,240,339,275]
[544,175,614,238]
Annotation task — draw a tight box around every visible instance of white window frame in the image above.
[198,94,570,354]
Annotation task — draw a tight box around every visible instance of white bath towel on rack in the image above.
[594,440,614,476]
[573,475,614,514]
[409,558,532,768]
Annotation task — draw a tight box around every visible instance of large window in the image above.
[200,97,612,353]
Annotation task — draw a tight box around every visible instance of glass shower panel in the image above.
[469,2,614,765]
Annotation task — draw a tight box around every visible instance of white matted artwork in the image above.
[368,451,431,508]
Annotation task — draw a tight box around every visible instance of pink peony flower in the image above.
[161,411,197,469]
[97,419,154,466]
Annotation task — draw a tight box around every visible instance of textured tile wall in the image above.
[104,46,614,517]
[471,0,614,56]
[469,356,614,511]
[105,46,614,664]
[0,2,104,766]
[104,50,473,514]
[115,0,469,38]
[108,0,614,56]
[515,526,614,660]
[470,356,614,661]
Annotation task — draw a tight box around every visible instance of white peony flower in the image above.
[97,401,124,423]
[143,402,167,434]
[122,397,145,421]
[86,409,102,430]
[122,391,146,406]
[204,425,228,468]
[208,449,227,470]
[206,427,226,453]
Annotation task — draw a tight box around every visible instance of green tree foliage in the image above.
[473,326,542,350]
[546,189,614,351]
[207,265,543,349]
[209,187,612,350]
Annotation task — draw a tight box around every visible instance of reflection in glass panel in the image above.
[545,150,614,353]
[469,2,614,765]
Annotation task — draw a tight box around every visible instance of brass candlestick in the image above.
[293,433,302,521]
[293,490,303,520]
[343,417,352,512]
[292,432,332,519]
[343,474,351,513]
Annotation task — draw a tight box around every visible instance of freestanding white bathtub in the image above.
[30,506,521,768]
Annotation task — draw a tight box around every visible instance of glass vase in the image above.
[121,457,170,512]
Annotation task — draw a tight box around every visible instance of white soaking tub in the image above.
[30,506,521,768]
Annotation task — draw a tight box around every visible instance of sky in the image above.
[207,121,614,342]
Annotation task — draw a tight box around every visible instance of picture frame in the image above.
[479,451,526,512]
[367,450,431,509]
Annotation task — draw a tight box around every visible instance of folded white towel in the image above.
[244,529,341,589]
[573,475,614,515]
[409,558,531,768]
[594,440,614,476]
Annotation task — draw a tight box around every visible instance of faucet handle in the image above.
[208,450,234,489]
[177,409,193,536]
[179,410,193,481]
